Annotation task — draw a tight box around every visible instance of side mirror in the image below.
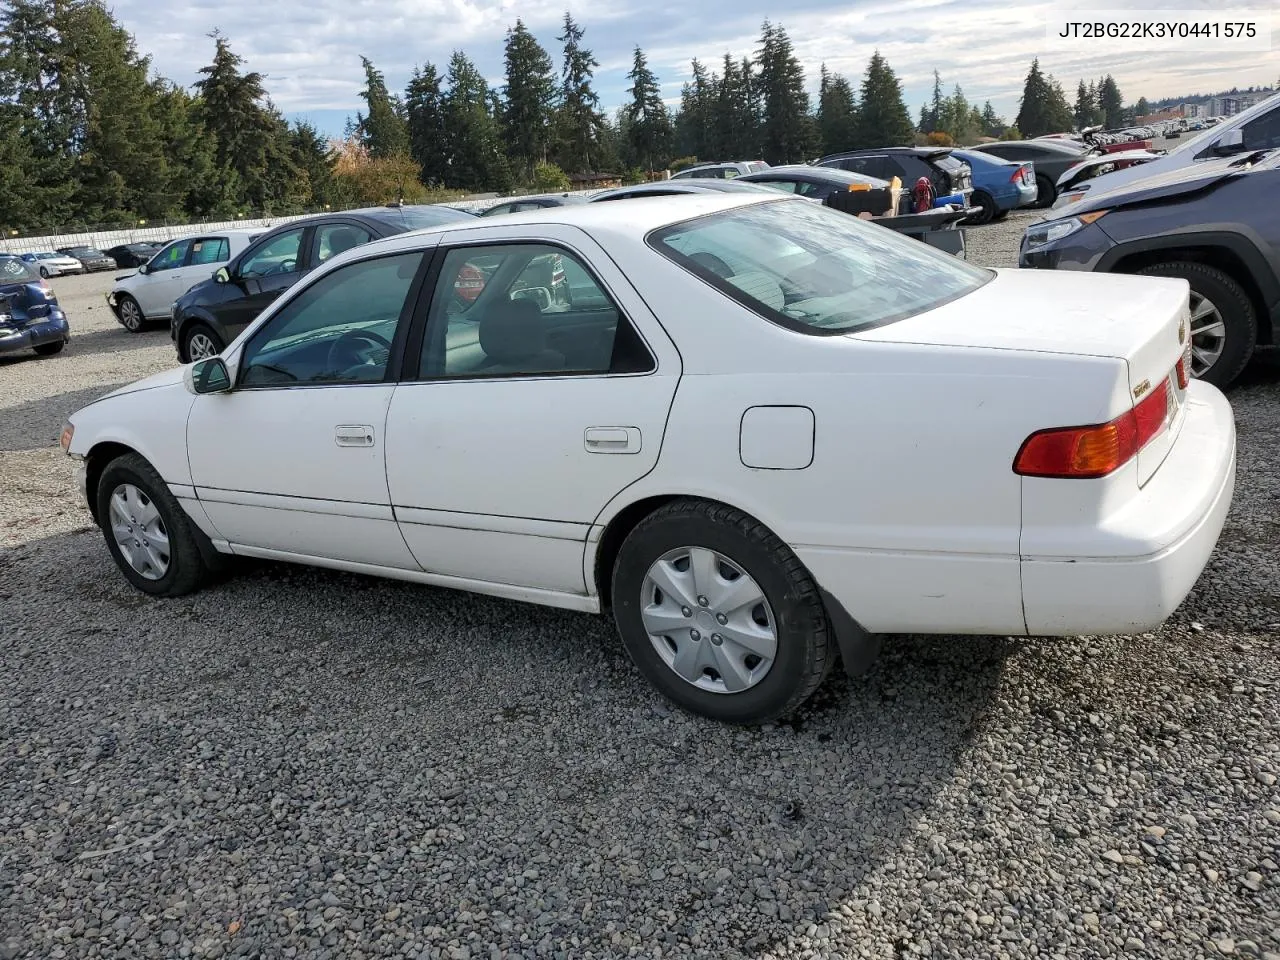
[136,263,148,275]
[214,266,231,284]
[1213,129,1245,154]
[185,357,232,395]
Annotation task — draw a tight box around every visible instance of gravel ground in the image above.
[2,227,1278,960]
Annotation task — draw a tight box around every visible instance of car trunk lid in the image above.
[854,268,1192,484]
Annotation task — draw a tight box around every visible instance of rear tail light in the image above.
[1010,165,1028,184]
[1014,378,1172,479]
[1175,353,1190,390]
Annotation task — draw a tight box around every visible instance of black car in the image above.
[105,242,164,267]
[479,195,588,216]
[1019,149,1280,388]
[171,204,476,361]
[588,180,784,201]
[737,165,890,199]
[813,148,974,204]
[0,255,70,358]
[969,140,1088,207]
[56,245,117,272]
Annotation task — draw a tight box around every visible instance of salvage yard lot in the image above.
[2,211,1278,959]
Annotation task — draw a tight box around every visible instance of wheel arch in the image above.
[1100,233,1278,346]
[174,309,223,361]
[84,441,141,523]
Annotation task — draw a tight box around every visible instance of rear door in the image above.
[383,223,682,597]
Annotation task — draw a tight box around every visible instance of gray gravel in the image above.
[2,236,1278,960]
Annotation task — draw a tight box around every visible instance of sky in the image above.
[111,0,1278,141]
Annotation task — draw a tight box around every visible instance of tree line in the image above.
[1,0,1144,233]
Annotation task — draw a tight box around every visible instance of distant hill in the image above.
[1149,84,1276,109]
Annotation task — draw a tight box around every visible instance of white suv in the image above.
[1054,93,1280,208]
[107,230,259,332]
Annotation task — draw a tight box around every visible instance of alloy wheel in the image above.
[1188,290,1227,378]
[639,546,777,695]
[119,298,142,331]
[108,483,170,580]
[187,332,218,361]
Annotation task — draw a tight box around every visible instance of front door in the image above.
[384,227,682,596]
[136,238,192,317]
[188,248,429,568]
[219,226,310,343]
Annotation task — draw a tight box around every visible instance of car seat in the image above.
[478,299,566,375]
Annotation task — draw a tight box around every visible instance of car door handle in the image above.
[585,426,641,454]
[335,424,375,448]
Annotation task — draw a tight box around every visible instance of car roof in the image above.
[981,140,1085,154]
[591,180,778,199]
[748,165,890,186]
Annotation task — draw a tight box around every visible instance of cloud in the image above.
[111,0,1277,134]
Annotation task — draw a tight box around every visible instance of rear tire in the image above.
[95,453,213,597]
[964,190,997,226]
[1034,175,1056,208]
[182,323,224,362]
[1136,261,1256,389]
[610,498,832,724]
[116,295,144,332]
[33,341,65,356]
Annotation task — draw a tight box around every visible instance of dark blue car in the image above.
[950,149,1038,225]
[0,254,70,358]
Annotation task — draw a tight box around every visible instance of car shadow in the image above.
[0,383,130,452]
[1,528,1013,957]
[0,324,173,370]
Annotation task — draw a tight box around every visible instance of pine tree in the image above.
[979,101,1003,137]
[501,20,555,178]
[674,58,713,160]
[442,51,511,191]
[624,46,671,172]
[754,21,816,163]
[356,56,409,159]
[817,64,858,155]
[1074,80,1095,129]
[1014,59,1071,138]
[405,63,447,187]
[553,12,603,173]
[924,69,944,133]
[1134,96,1150,120]
[944,84,973,143]
[856,51,914,148]
[1097,75,1123,128]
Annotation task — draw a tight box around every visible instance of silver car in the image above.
[20,251,86,278]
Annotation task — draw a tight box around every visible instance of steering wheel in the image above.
[325,329,392,379]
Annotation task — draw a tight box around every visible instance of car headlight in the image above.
[60,422,74,454]
[1023,210,1108,249]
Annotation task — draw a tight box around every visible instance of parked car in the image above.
[107,231,260,333]
[480,195,588,217]
[55,245,117,272]
[1019,149,1280,388]
[969,140,1089,207]
[104,242,164,268]
[63,194,1234,724]
[170,204,476,361]
[671,161,771,179]
[948,149,1037,225]
[813,147,974,205]
[737,164,890,199]
[19,251,85,278]
[1054,149,1162,198]
[0,254,70,358]
[589,180,788,202]
[1053,93,1280,208]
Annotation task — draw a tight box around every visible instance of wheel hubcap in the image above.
[108,483,170,580]
[640,546,777,695]
[121,301,140,328]
[1188,291,1227,377]
[188,333,217,360]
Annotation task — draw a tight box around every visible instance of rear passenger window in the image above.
[420,244,654,379]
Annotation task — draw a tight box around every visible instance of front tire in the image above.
[1136,261,1256,388]
[116,295,144,332]
[182,322,224,362]
[611,499,832,724]
[96,453,212,597]
[39,266,50,279]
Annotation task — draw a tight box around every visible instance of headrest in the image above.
[478,298,548,365]
[326,228,361,257]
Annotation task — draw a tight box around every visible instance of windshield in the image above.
[648,199,991,334]
[1170,95,1277,155]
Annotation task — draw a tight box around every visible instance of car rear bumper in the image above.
[1020,381,1236,635]
[0,313,70,354]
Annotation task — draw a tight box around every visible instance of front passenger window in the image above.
[240,229,305,279]
[149,240,190,272]
[238,252,423,387]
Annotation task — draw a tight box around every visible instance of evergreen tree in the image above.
[1074,80,1095,129]
[816,64,858,155]
[501,20,555,177]
[754,21,816,163]
[356,56,409,159]
[624,46,671,171]
[712,53,757,159]
[856,51,914,148]
[405,63,448,187]
[290,120,334,206]
[923,69,944,133]
[674,58,713,160]
[1014,59,1073,137]
[442,51,510,191]
[944,84,974,143]
[1097,74,1123,128]
[553,12,603,172]
[979,101,1003,137]
[1134,96,1150,119]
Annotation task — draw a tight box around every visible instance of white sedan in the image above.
[62,195,1236,723]
[106,230,259,332]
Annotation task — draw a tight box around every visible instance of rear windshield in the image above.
[0,256,38,283]
[934,154,967,174]
[648,199,991,334]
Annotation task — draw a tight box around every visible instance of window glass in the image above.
[188,237,229,266]
[794,180,831,198]
[751,179,799,194]
[420,244,653,379]
[238,252,423,387]
[315,223,373,264]
[650,199,991,334]
[1242,108,1280,150]
[240,228,304,279]
[149,240,191,272]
